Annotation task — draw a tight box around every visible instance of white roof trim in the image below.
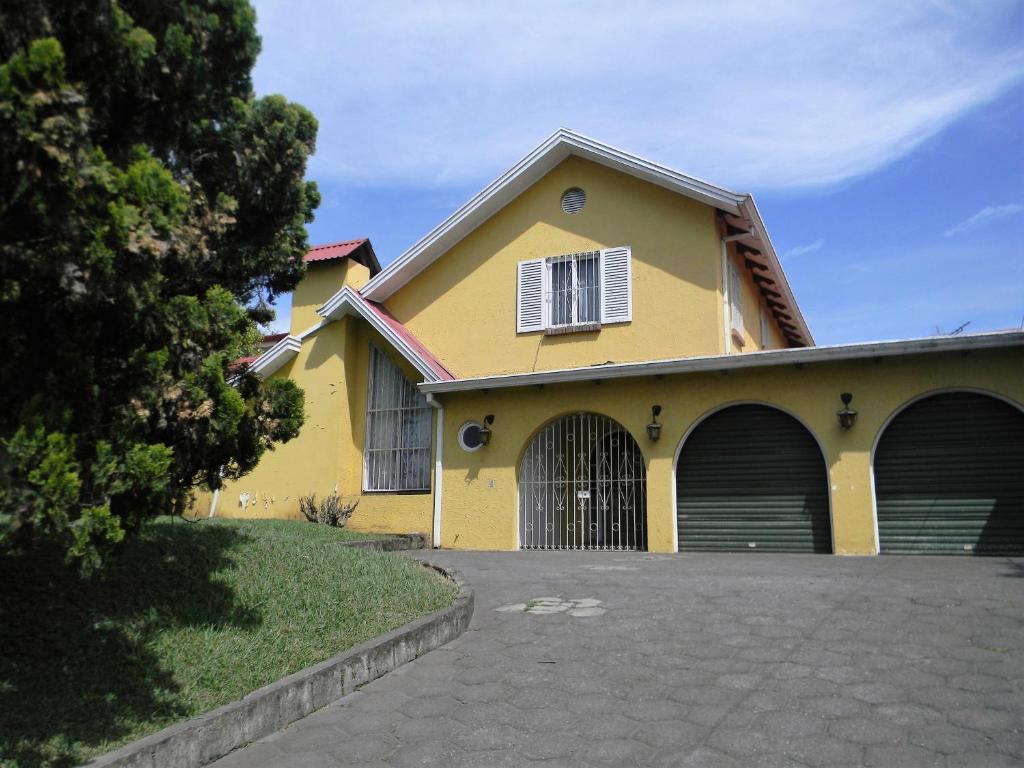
[361,128,748,302]
[737,197,814,345]
[419,330,1024,394]
[250,335,302,379]
[315,285,442,382]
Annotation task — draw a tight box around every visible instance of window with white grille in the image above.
[549,251,600,328]
[363,346,432,492]
[516,247,631,333]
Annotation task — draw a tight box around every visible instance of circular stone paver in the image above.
[568,607,606,617]
[496,596,606,617]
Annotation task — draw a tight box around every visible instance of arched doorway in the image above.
[676,404,831,553]
[874,391,1024,555]
[519,413,647,550]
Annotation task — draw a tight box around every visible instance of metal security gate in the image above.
[875,392,1024,555]
[677,404,831,553]
[519,413,647,550]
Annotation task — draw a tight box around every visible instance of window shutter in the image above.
[600,246,632,324]
[729,261,745,334]
[517,258,546,333]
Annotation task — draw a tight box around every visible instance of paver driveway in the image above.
[212,552,1024,767]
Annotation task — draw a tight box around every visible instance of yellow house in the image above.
[204,130,1024,557]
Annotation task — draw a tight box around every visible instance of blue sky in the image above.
[251,1,1024,345]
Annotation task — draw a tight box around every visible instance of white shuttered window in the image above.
[363,346,432,492]
[600,246,632,324]
[516,246,631,333]
[516,258,546,333]
[728,260,745,335]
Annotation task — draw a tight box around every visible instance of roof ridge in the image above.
[308,237,368,250]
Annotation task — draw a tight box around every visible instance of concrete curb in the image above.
[335,532,428,552]
[84,562,472,768]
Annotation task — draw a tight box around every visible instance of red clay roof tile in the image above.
[303,239,368,263]
[352,291,455,381]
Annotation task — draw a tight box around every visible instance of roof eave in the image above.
[736,196,815,346]
[353,239,382,275]
[419,330,1024,394]
[315,286,443,382]
[249,335,302,379]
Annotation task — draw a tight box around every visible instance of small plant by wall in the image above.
[299,492,358,527]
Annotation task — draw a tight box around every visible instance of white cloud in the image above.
[251,0,1024,191]
[944,204,1024,237]
[782,239,825,260]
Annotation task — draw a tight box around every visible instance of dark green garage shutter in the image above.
[677,405,831,553]
[875,392,1024,555]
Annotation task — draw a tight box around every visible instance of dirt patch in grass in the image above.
[0,517,456,768]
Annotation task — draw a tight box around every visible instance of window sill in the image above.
[360,488,431,496]
[545,323,601,336]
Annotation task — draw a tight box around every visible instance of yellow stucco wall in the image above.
[343,322,435,536]
[433,346,1023,554]
[762,301,788,349]
[386,155,742,378]
[289,260,372,335]
[196,314,434,538]
[201,318,354,520]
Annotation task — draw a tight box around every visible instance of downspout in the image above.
[208,466,225,517]
[425,393,443,548]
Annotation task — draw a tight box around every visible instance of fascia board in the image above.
[315,286,441,382]
[250,335,302,379]
[562,132,746,212]
[419,331,1024,394]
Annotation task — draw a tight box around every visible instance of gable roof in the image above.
[316,286,454,382]
[357,296,456,382]
[248,334,303,379]
[243,286,454,383]
[359,128,812,346]
[304,238,381,274]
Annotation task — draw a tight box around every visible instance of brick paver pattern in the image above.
[212,551,1024,767]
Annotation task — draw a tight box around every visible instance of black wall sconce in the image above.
[478,414,495,445]
[647,405,663,441]
[837,393,857,430]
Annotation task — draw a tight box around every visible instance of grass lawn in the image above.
[0,517,457,768]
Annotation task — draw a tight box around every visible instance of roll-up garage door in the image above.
[677,405,831,553]
[875,392,1024,555]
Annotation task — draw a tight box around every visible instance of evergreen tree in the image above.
[0,0,316,570]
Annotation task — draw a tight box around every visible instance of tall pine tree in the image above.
[0,0,317,570]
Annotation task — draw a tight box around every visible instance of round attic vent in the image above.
[560,187,586,214]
